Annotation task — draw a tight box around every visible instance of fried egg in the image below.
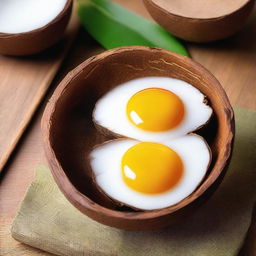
[90,135,211,210]
[93,77,212,142]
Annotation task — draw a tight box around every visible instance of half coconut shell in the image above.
[143,0,255,42]
[41,46,235,230]
[0,0,73,56]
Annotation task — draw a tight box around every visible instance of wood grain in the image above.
[0,9,80,173]
[189,7,256,110]
[0,0,256,255]
[11,148,256,256]
[117,0,256,109]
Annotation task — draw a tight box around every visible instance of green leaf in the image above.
[77,0,189,56]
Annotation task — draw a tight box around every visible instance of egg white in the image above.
[90,135,211,210]
[0,0,67,34]
[93,77,212,142]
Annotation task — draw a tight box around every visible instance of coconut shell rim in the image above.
[143,0,254,21]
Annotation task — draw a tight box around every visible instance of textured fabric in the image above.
[11,107,256,256]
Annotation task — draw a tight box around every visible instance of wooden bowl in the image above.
[0,0,73,56]
[41,46,235,230]
[144,0,255,42]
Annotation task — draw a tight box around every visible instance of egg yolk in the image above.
[126,88,185,132]
[121,142,183,194]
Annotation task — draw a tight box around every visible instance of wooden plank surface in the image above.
[9,114,256,256]
[114,0,256,110]
[0,0,255,255]
[0,8,80,173]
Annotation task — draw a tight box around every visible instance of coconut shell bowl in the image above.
[41,46,235,230]
[0,0,73,56]
[144,0,255,42]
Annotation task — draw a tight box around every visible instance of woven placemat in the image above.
[11,107,256,256]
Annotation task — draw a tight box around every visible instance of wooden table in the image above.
[0,1,255,255]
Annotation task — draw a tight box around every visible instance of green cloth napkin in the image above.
[11,107,256,256]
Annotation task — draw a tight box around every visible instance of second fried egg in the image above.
[90,135,211,210]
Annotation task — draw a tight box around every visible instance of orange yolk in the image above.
[126,88,185,132]
[121,142,184,194]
